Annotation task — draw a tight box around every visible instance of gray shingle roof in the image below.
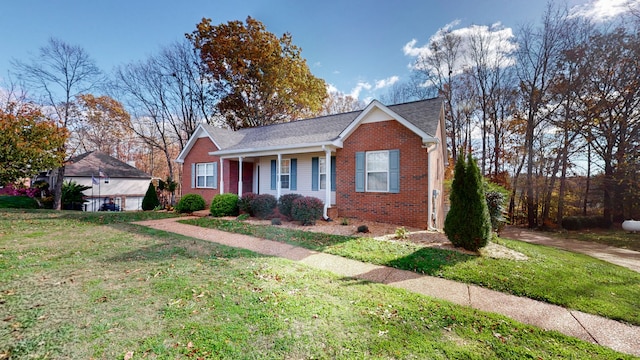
[389,97,442,136]
[205,97,442,152]
[65,151,151,179]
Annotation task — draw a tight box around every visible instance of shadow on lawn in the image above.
[105,227,263,264]
[386,247,477,276]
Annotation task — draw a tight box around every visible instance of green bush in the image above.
[444,154,492,251]
[62,180,91,211]
[484,180,510,232]
[238,192,258,216]
[561,216,611,230]
[175,193,206,214]
[250,194,277,219]
[485,190,507,232]
[278,193,303,219]
[291,196,324,225]
[0,195,39,209]
[210,193,239,217]
[142,183,160,211]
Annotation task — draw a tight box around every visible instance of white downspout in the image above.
[276,153,282,200]
[238,156,243,197]
[426,141,439,231]
[322,145,331,220]
[220,158,224,194]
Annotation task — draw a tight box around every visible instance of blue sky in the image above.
[0,0,635,102]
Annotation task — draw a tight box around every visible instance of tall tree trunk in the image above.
[525,110,537,228]
[556,146,569,225]
[52,166,66,210]
[603,155,614,225]
[541,153,561,226]
[583,141,591,216]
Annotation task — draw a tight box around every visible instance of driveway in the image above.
[501,226,640,273]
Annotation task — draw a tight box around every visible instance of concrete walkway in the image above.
[135,217,640,357]
[501,226,640,273]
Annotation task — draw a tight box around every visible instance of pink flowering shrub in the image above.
[5,183,40,198]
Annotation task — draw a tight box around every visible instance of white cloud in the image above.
[570,0,640,21]
[349,81,372,99]
[374,76,399,90]
[326,83,339,94]
[404,21,517,76]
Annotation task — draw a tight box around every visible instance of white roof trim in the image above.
[338,100,437,144]
[211,140,342,158]
[175,124,221,163]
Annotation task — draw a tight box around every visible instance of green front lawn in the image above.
[0,210,633,359]
[183,217,640,326]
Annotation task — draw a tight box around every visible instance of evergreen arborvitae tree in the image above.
[141,182,160,211]
[444,155,467,246]
[444,153,492,251]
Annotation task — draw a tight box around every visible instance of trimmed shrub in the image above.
[238,192,258,216]
[175,193,206,214]
[142,183,160,211]
[291,196,324,225]
[278,193,303,219]
[444,154,492,251]
[210,193,239,217]
[0,195,39,209]
[250,194,277,219]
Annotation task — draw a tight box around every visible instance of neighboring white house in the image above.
[61,151,152,211]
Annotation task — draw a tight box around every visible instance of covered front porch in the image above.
[214,146,338,219]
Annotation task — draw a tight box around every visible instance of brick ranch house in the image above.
[176,97,447,230]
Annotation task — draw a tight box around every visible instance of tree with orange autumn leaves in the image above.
[0,102,68,184]
[188,17,327,130]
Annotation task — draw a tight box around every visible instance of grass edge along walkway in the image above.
[136,217,640,357]
[180,217,640,327]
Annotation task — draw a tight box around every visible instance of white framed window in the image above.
[196,163,216,188]
[280,159,290,189]
[319,157,327,189]
[366,150,389,192]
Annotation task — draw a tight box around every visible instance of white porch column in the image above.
[219,158,224,194]
[324,147,332,219]
[276,153,282,199]
[238,156,243,197]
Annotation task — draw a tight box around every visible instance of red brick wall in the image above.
[335,120,430,228]
[181,137,221,204]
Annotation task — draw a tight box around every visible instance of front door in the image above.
[242,162,253,194]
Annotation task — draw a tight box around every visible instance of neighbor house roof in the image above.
[65,151,151,179]
[175,97,443,161]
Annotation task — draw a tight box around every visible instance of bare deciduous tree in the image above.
[515,5,566,228]
[112,40,213,193]
[12,38,102,210]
